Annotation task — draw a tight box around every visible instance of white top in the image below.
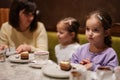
[55,42,80,63]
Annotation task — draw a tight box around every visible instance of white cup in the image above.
[70,68,86,80]
[96,67,113,80]
[34,51,49,64]
[114,66,120,80]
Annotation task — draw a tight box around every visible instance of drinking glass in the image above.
[69,67,86,80]
[0,50,6,62]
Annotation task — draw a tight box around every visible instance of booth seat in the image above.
[47,31,120,64]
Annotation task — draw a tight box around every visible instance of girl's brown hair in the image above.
[58,17,80,43]
[86,10,112,47]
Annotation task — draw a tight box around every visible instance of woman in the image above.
[0,0,48,53]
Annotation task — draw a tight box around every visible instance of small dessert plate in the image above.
[8,54,34,63]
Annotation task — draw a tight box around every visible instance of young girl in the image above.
[71,10,119,71]
[55,17,81,63]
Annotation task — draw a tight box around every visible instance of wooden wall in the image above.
[0,0,120,36]
[0,8,9,28]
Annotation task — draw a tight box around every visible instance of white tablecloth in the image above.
[0,58,68,80]
[0,57,117,80]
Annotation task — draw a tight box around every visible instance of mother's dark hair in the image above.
[9,0,38,32]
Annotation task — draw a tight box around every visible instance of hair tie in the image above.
[97,15,103,20]
[68,20,72,25]
[36,10,39,15]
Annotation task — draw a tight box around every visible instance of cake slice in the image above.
[20,51,29,60]
[59,61,71,71]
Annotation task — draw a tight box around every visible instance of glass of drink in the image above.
[0,50,6,62]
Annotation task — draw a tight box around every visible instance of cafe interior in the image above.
[0,0,120,80]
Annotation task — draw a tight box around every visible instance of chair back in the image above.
[0,8,9,28]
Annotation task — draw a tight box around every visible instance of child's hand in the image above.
[80,58,90,65]
[0,44,8,51]
[80,58,93,70]
[84,62,93,70]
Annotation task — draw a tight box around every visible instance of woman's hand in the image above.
[16,44,31,53]
[0,44,8,51]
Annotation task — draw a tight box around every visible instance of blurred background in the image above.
[0,0,120,36]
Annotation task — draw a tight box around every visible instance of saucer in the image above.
[29,63,45,69]
[29,60,55,69]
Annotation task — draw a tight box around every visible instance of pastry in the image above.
[59,61,71,71]
[20,51,29,60]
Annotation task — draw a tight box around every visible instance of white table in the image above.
[0,58,68,80]
[0,57,116,80]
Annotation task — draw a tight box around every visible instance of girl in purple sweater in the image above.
[71,10,119,71]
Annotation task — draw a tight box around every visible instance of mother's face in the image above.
[19,10,34,31]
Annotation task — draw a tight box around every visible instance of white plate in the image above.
[42,65,70,78]
[8,54,34,63]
